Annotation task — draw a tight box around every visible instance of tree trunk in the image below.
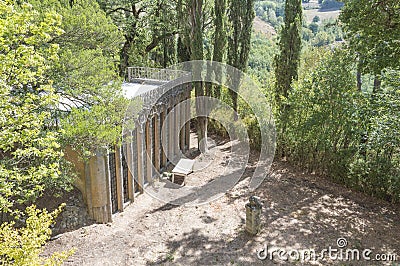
[356,69,362,91]
[195,81,209,153]
[120,37,132,77]
[373,76,381,93]
[189,0,207,153]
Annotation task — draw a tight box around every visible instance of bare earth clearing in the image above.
[303,8,341,24]
[253,17,276,38]
[44,136,400,265]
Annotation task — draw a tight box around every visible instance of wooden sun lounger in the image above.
[171,158,195,184]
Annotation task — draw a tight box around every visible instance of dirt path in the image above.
[44,137,400,265]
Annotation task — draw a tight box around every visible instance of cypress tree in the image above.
[227,0,255,120]
[274,0,302,156]
[188,0,208,152]
[212,0,227,99]
[274,0,302,108]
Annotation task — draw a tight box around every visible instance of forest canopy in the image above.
[0,0,399,263]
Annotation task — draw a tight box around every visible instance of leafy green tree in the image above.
[0,0,71,213]
[312,15,320,23]
[96,0,146,73]
[144,0,180,67]
[176,0,191,63]
[267,8,277,27]
[0,205,73,265]
[312,31,334,47]
[98,0,179,70]
[302,27,313,42]
[308,22,319,34]
[286,48,359,177]
[0,1,72,263]
[340,0,400,90]
[285,47,400,203]
[274,0,302,105]
[248,34,276,81]
[334,0,400,201]
[320,0,343,9]
[188,0,209,152]
[29,0,128,157]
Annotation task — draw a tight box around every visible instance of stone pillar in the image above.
[245,196,262,235]
[175,96,180,157]
[145,119,152,183]
[161,107,167,169]
[126,131,134,201]
[114,145,124,212]
[168,103,174,163]
[173,101,178,160]
[185,87,191,151]
[154,114,160,174]
[84,162,92,217]
[88,148,112,223]
[136,123,145,192]
[180,92,185,153]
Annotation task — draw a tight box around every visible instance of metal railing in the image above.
[127,67,190,82]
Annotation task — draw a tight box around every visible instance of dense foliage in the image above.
[254,1,400,203]
[227,0,255,117]
[0,205,74,265]
[340,0,400,75]
[283,48,400,202]
[0,1,75,263]
[273,0,302,106]
[0,0,68,214]
[29,0,128,157]
[0,0,399,263]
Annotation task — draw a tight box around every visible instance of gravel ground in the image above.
[43,135,400,266]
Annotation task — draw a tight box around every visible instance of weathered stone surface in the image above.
[245,196,262,235]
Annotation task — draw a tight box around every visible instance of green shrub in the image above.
[348,71,400,202]
[0,205,74,265]
[284,47,400,202]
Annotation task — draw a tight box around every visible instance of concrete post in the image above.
[173,101,178,160]
[245,196,262,235]
[136,123,145,192]
[89,148,112,223]
[145,119,152,183]
[168,105,174,164]
[161,107,167,169]
[126,131,134,201]
[180,92,185,153]
[154,115,160,174]
[185,87,191,151]
[114,145,124,212]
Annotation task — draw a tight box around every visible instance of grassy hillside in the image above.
[303,8,341,24]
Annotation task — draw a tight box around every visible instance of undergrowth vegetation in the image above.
[285,49,400,202]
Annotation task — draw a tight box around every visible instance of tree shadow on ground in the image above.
[147,160,400,265]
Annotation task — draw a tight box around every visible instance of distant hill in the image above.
[253,16,276,38]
